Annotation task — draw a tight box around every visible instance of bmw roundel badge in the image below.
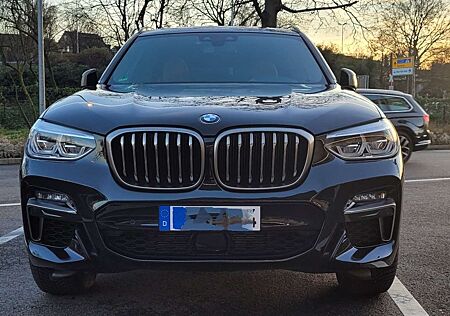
[200,113,221,124]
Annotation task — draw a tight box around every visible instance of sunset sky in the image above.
[49,0,450,57]
[50,0,370,53]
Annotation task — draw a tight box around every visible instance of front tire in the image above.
[30,263,96,295]
[336,259,397,296]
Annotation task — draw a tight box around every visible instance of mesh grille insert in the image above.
[345,219,382,248]
[41,219,77,248]
[98,227,319,260]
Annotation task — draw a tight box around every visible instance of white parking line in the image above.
[0,226,24,245]
[0,202,20,208]
[389,277,429,315]
[405,177,450,183]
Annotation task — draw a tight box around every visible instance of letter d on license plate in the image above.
[159,206,260,232]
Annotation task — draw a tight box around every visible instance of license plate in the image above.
[159,206,260,231]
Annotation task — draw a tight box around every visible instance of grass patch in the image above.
[0,128,29,143]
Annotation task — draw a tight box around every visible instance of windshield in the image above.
[107,32,327,89]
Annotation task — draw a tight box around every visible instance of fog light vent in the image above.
[344,200,396,248]
[41,218,77,248]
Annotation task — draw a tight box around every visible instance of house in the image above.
[58,31,109,53]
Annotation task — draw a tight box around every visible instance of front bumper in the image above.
[414,139,431,151]
[20,146,403,273]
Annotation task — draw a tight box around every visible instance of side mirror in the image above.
[81,68,98,90]
[340,68,358,91]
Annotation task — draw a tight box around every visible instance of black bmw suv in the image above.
[21,27,402,296]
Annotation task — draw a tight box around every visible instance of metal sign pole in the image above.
[389,53,394,90]
[412,57,416,97]
[37,0,46,114]
[76,0,80,53]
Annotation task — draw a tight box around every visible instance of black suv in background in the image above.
[22,27,402,297]
[358,89,431,162]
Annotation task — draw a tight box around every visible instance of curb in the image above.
[427,145,450,150]
[0,158,22,165]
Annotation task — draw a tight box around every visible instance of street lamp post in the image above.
[76,0,80,53]
[37,0,46,114]
[339,23,347,54]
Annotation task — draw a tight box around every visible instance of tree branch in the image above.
[251,0,263,20]
[281,0,358,14]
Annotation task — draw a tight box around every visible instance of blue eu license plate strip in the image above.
[159,206,261,232]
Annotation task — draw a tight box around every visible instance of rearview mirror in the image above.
[81,68,98,90]
[340,68,358,91]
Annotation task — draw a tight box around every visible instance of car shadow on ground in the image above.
[35,269,395,315]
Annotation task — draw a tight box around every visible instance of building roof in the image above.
[58,31,108,52]
[61,30,104,39]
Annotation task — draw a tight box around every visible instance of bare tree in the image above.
[251,0,358,27]
[369,0,450,68]
[150,0,169,28]
[0,0,59,88]
[0,33,38,127]
[188,0,257,26]
[166,0,195,26]
[61,1,99,34]
[66,0,367,46]
[61,0,179,45]
[86,0,156,45]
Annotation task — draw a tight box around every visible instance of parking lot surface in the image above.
[1,151,449,315]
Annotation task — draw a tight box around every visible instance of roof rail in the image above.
[137,27,147,34]
[288,26,302,35]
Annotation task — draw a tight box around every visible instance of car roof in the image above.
[357,88,412,98]
[138,26,301,37]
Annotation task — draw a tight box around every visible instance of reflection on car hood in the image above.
[42,84,382,136]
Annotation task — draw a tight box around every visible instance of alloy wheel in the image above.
[399,134,411,161]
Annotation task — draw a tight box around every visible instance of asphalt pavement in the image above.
[0,151,449,315]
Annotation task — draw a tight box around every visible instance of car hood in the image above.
[42,84,382,136]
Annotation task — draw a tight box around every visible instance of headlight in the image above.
[28,120,96,160]
[325,119,399,160]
